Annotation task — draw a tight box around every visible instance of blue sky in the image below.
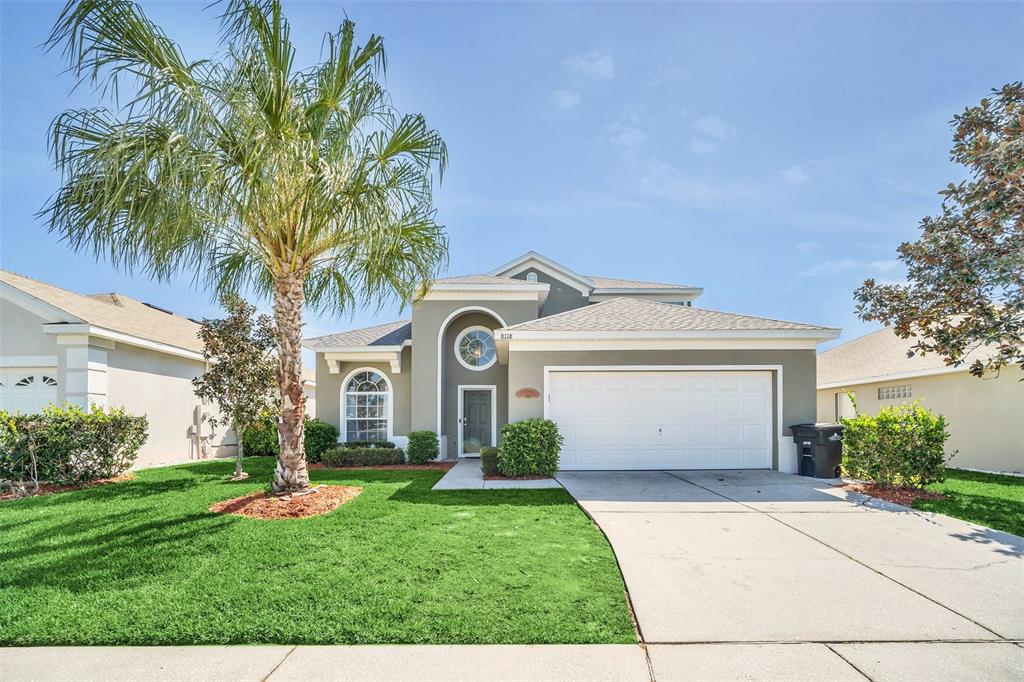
[2,1,1021,358]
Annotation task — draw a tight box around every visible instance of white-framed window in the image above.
[454,326,496,371]
[343,369,391,442]
[878,385,911,400]
[526,272,538,282]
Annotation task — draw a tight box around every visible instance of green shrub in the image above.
[406,431,439,465]
[321,447,405,468]
[841,402,953,488]
[0,405,148,487]
[304,419,339,463]
[242,416,278,456]
[343,440,396,449]
[498,419,562,478]
[480,446,500,476]
[243,416,340,462]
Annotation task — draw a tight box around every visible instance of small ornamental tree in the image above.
[193,294,278,480]
[855,83,1024,377]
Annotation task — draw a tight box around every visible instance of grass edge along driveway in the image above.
[0,457,635,646]
[916,468,1024,537]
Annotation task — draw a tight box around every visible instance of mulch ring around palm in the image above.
[209,484,362,520]
[843,482,945,507]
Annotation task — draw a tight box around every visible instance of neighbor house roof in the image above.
[304,320,412,350]
[1,269,204,353]
[500,297,836,334]
[817,327,990,388]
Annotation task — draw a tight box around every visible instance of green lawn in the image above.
[0,457,634,646]
[914,468,1024,536]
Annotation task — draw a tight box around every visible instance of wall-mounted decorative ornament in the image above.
[515,387,540,399]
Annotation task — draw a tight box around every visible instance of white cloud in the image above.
[689,137,719,155]
[797,241,820,254]
[869,259,902,272]
[797,257,903,278]
[638,161,763,206]
[549,89,581,110]
[563,51,615,80]
[798,258,859,277]
[692,115,736,140]
[783,165,808,185]
[605,120,647,148]
[646,63,684,86]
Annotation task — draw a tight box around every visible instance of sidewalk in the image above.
[4,642,1022,681]
[431,458,562,490]
[0,645,649,682]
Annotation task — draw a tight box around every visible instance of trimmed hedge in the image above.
[242,416,339,463]
[406,431,439,465]
[322,447,405,468]
[480,446,500,476]
[498,418,562,478]
[0,405,148,487]
[343,440,396,449]
[841,401,952,488]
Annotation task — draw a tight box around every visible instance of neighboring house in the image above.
[306,251,840,472]
[0,270,317,468]
[817,328,1023,473]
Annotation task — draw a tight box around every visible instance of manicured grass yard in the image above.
[0,457,634,645]
[915,468,1024,536]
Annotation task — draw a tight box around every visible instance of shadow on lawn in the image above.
[0,511,235,593]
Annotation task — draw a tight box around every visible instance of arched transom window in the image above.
[344,370,390,442]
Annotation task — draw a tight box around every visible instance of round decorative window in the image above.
[455,326,496,370]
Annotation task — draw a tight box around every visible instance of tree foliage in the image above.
[855,83,1023,377]
[44,0,449,491]
[192,294,278,476]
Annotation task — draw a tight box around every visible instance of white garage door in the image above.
[548,370,773,470]
[0,368,59,414]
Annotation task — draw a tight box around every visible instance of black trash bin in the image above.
[790,423,844,478]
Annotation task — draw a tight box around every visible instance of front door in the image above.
[461,388,493,456]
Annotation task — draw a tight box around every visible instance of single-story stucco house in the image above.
[0,270,316,468]
[306,251,840,472]
[817,328,1023,474]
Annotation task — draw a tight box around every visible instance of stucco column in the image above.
[57,334,108,409]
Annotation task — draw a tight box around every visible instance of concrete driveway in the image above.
[557,469,1024,681]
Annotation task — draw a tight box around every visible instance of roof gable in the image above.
[0,270,203,353]
[488,251,595,294]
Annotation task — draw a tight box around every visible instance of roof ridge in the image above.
[589,274,698,289]
[682,303,831,330]
[499,298,621,330]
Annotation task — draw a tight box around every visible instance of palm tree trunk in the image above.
[271,272,309,493]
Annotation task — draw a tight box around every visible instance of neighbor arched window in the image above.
[343,370,390,442]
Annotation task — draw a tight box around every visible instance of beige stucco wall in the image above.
[507,348,818,470]
[105,343,236,468]
[315,346,412,443]
[817,367,1024,473]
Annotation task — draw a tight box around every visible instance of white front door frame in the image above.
[457,384,497,458]
[542,365,784,469]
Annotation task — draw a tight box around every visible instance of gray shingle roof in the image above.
[433,274,523,285]
[501,298,833,333]
[304,320,411,349]
[589,275,698,290]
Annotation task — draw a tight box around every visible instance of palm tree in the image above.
[44,0,448,492]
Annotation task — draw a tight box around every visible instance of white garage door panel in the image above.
[549,370,773,470]
[0,368,59,414]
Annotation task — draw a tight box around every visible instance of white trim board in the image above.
[542,364,785,471]
[817,363,973,389]
[42,323,204,361]
[435,306,509,437]
[457,384,498,457]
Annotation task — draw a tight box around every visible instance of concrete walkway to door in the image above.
[557,469,1024,680]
